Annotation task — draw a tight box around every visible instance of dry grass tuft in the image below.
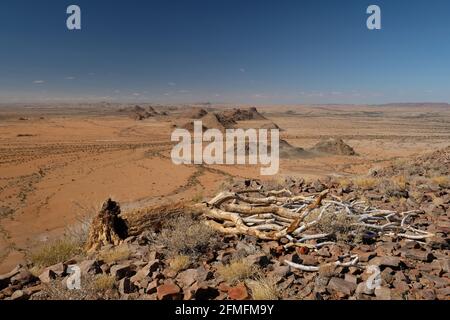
[431,176,450,188]
[317,211,361,243]
[99,245,131,264]
[191,192,204,204]
[34,275,118,300]
[217,259,255,284]
[92,274,116,293]
[158,214,218,259]
[168,255,191,272]
[246,274,279,300]
[30,239,83,267]
[337,178,352,189]
[392,175,408,190]
[29,211,93,268]
[353,177,378,190]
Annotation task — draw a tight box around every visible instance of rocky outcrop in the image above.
[310,138,357,156]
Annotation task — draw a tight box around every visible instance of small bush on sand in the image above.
[246,274,280,300]
[217,259,255,284]
[158,214,218,259]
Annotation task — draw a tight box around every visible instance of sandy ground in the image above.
[0,103,449,272]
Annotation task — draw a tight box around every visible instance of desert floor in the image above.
[0,103,449,273]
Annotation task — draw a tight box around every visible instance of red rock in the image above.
[327,277,357,297]
[79,259,102,275]
[403,249,434,262]
[228,283,249,300]
[369,256,401,268]
[295,246,309,255]
[157,282,181,300]
[110,264,135,280]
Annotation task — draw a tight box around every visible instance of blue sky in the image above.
[1,0,449,104]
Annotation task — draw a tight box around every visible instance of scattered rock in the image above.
[10,290,29,301]
[403,249,434,262]
[38,269,57,283]
[369,256,401,268]
[327,277,357,297]
[157,282,181,300]
[119,278,137,295]
[10,269,36,286]
[110,264,135,280]
[228,283,249,300]
[375,287,391,300]
[176,269,197,288]
[79,259,102,275]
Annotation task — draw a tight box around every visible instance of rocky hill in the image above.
[0,148,449,301]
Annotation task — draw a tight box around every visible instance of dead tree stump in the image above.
[85,198,128,252]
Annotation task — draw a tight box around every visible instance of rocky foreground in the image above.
[0,149,449,300]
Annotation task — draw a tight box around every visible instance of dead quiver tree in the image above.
[85,199,198,252]
[85,199,128,252]
[198,188,435,271]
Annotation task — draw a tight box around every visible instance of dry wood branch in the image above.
[284,255,359,272]
[202,188,430,247]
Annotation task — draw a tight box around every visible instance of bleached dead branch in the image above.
[200,188,433,271]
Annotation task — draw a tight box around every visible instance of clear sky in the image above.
[1,0,449,104]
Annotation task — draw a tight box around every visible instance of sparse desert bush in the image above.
[29,211,93,267]
[216,177,235,192]
[64,213,93,246]
[158,214,218,259]
[99,245,131,264]
[263,176,287,191]
[168,254,191,272]
[246,274,279,300]
[317,211,361,243]
[353,177,378,190]
[337,178,352,189]
[34,275,118,300]
[92,274,116,293]
[431,176,450,188]
[216,259,255,284]
[30,239,83,267]
[392,175,408,190]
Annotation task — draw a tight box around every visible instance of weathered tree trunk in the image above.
[85,199,128,252]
